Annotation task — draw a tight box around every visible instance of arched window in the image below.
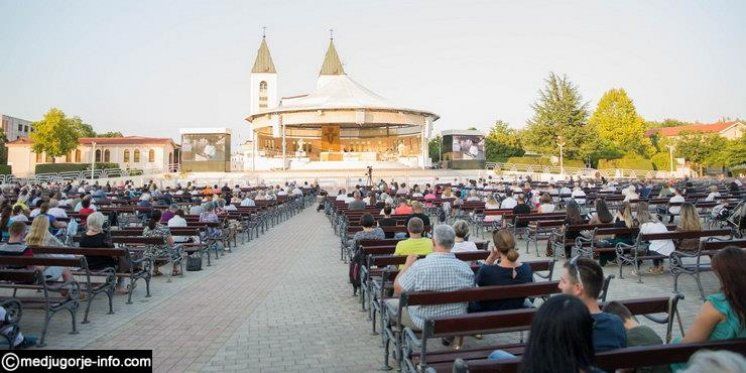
[35,152,42,163]
[259,81,268,109]
[123,149,130,162]
[148,149,155,163]
[95,149,102,162]
[133,149,140,163]
[74,149,81,162]
[168,152,173,165]
[104,149,111,162]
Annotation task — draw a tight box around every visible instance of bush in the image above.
[650,152,671,171]
[598,158,654,170]
[506,156,585,168]
[35,162,120,174]
[0,165,11,175]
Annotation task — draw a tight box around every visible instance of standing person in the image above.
[488,295,604,373]
[558,257,627,352]
[474,229,533,311]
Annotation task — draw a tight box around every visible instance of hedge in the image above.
[650,152,671,171]
[35,162,119,174]
[597,158,654,170]
[0,165,11,175]
[506,156,585,168]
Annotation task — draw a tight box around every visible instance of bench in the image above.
[110,236,184,281]
[549,223,617,259]
[0,258,84,347]
[525,219,565,256]
[413,295,684,373]
[0,298,23,349]
[616,229,733,283]
[451,338,746,373]
[671,238,746,299]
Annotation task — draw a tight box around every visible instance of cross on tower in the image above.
[262,26,267,38]
[329,28,334,40]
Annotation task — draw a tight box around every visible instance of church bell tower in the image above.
[250,34,278,115]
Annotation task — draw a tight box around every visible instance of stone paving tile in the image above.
[7,206,724,372]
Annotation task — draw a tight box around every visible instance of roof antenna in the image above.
[329,28,334,40]
[262,26,267,39]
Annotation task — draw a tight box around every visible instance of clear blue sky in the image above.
[1,0,744,144]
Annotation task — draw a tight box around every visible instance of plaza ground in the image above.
[19,205,718,372]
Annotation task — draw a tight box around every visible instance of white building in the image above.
[6,136,179,176]
[1,114,34,141]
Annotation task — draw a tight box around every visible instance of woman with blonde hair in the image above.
[636,202,674,274]
[25,216,74,284]
[473,229,534,311]
[677,202,703,251]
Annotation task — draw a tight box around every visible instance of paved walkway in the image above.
[14,206,722,372]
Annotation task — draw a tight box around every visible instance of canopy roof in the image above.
[247,39,438,122]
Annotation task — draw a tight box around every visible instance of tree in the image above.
[485,120,524,162]
[29,108,80,158]
[675,132,728,176]
[97,131,124,138]
[588,88,653,156]
[70,116,96,138]
[645,119,691,129]
[521,72,590,158]
[428,135,442,163]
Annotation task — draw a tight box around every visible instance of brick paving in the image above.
[10,205,724,372]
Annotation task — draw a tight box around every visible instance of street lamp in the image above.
[557,136,566,177]
[90,141,96,179]
[666,144,675,174]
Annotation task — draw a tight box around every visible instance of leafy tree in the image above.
[485,120,524,162]
[70,116,96,137]
[0,131,7,164]
[723,134,746,168]
[428,135,442,163]
[29,108,80,157]
[588,88,653,156]
[645,119,691,129]
[97,131,124,138]
[522,72,590,158]
[675,132,728,176]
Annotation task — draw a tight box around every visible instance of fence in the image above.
[0,166,177,185]
[485,162,676,180]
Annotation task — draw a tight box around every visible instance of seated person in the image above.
[378,205,397,239]
[167,209,190,243]
[405,201,430,232]
[78,212,130,294]
[537,192,556,213]
[393,199,414,215]
[393,217,433,259]
[637,202,675,274]
[602,301,666,371]
[500,190,517,209]
[389,225,474,330]
[350,214,384,253]
[474,229,533,311]
[559,256,627,352]
[451,220,478,253]
[676,203,703,252]
[0,221,73,285]
[160,204,178,224]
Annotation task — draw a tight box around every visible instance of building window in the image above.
[24,126,28,132]
[35,152,42,163]
[104,149,111,162]
[148,149,155,162]
[17,124,22,132]
[95,149,102,162]
[75,149,81,162]
[123,149,130,162]
[259,81,268,108]
[133,149,140,162]
[168,152,173,165]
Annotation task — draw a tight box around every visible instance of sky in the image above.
[1,0,744,145]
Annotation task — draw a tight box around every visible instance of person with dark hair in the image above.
[589,198,613,225]
[559,257,627,352]
[378,205,396,239]
[555,200,587,258]
[351,213,384,252]
[512,195,531,217]
[680,247,746,343]
[473,229,533,311]
[489,295,604,373]
[0,205,12,241]
[78,198,95,220]
[143,209,178,276]
[602,301,667,373]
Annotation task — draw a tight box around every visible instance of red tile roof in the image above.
[78,136,175,145]
[646,121,737,137]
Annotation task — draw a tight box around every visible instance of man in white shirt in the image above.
[500,190,518,209]
[240,193,256,207]
[167,210,190,243]
[47,199,68,219]
[336,189,347,201]
[292,186,303,196]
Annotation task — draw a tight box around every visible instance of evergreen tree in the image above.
[522,72,589,158]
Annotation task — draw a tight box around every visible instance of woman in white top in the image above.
[668,188,686,221]
[705,185,721,202]
[466,189,481,202]
[451,220,478,253]
[537,193,555,213]
[636,202,674,274]
[571,186,586,206]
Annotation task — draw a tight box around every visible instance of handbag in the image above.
[186,253,202,271]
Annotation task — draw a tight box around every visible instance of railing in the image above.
[485,162,676,179]
[0,165,179,185]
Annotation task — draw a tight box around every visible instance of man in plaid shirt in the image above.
[390,224,474,330]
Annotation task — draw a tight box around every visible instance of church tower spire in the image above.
[319,38,345,76]
[250,32,278,115]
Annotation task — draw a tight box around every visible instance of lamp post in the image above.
[90,141,96,179]
[557,136,566,177]
[666,144,675,175]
